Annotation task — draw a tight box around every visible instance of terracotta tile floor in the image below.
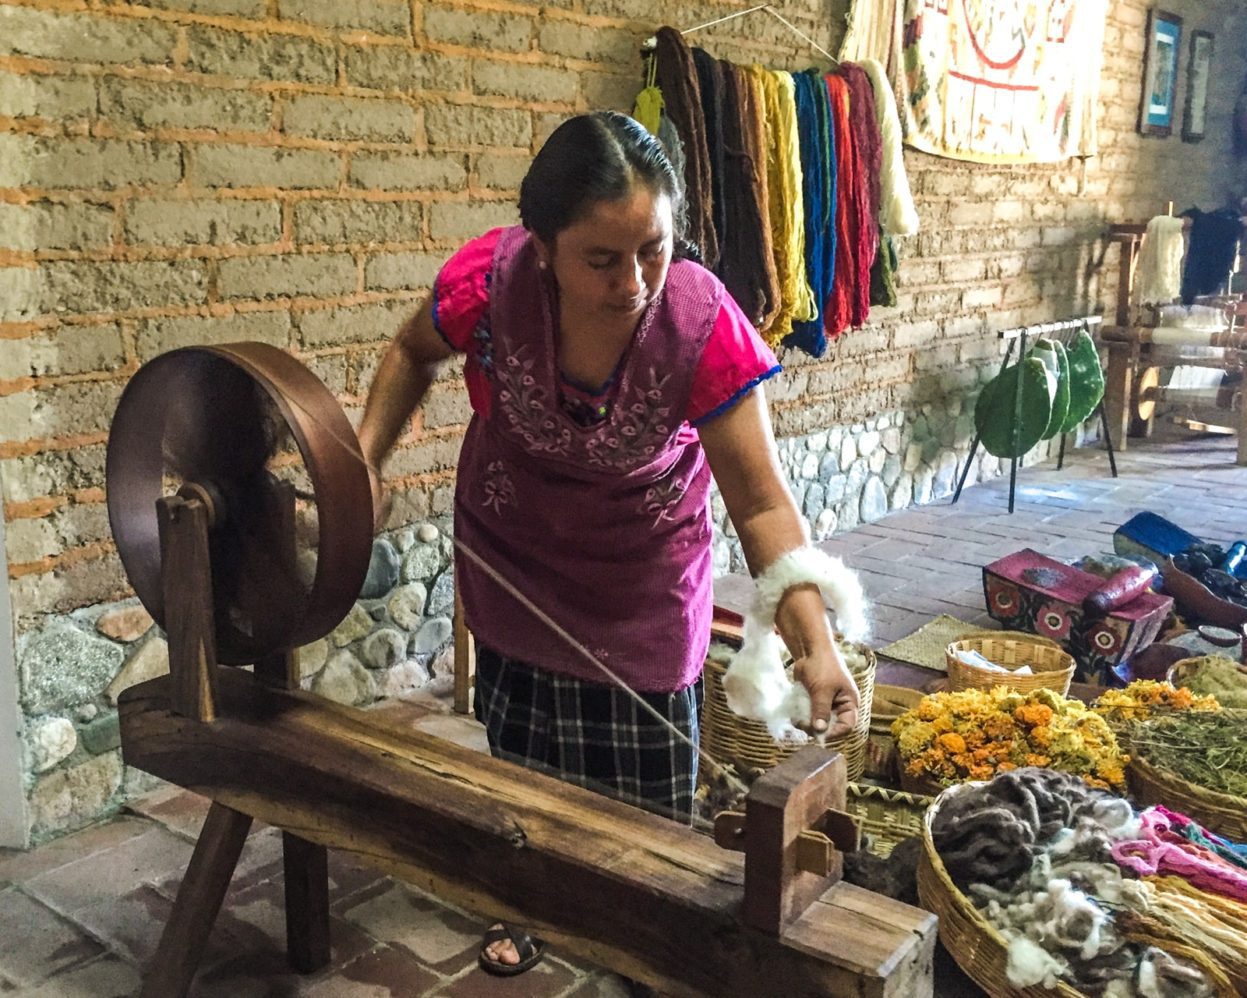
[2,431,1244,996]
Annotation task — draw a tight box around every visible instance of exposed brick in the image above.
[963,286,1004,309]
[343,46,470,93]
[186,26,336,84]
[363,250,443,291]
[0,6,176,65]
[283,95,416,142]
[0,134,182,190]
[293,199,423,245]
[132,0,264,18]
[0,72,96,120]
[948,201,995,226]
[99,78,272,133]
[428,201,517,242]
[124,199,281,246]
[0,202,114,252]
[276,0,409,35]
[537,20,635,65]
[296,300,408,347]
[24,380,125,438]
[0,446,105,504]
[425,104,531,150]
[893,320,942,349]
[218,253,357,300]
[386,434,463,476]
[472,60,577,104]
[302,352,349,394]
[579,71,637,111]
[474,153,528,191]
[424,8,532,52]
[39,260,209,315]
[136,310,291,360]
[2,325,125,378]
[192,144,340,189]
[348,151,467,191]
[421,383,471,430]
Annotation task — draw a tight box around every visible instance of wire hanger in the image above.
[640,3,839,65]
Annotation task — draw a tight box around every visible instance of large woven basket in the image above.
[917,785,1086,997]
[920,785,1238,997]
[701,641,876,781]
[946,635,1074,695]
[1127,754,1247,843]
[845,783,932,857]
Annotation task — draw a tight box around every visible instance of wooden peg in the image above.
[157,495,219,722]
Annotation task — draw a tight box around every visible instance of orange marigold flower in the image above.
[937,732,967,754]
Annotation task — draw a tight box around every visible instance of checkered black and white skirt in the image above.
[473,645,702,823]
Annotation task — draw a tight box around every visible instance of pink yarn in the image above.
[1112,807,1247,903]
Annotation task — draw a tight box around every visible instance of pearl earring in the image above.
[538,260,548,270]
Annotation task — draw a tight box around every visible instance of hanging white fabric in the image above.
[1133,216,1187,307]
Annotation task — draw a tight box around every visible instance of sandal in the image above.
[478,923,545,977]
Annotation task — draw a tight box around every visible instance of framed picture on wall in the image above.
[1182,30,1215,142]
[1138,9,1183,137]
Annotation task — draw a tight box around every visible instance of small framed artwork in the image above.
[1138,8,1183,137]
[1182,30,1215,142]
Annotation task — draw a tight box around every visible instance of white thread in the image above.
[1132,215,1186,307]
[861,58,919,238]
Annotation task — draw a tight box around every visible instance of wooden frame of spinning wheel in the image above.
[118,479,936,998]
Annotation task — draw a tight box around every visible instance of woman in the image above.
[358,111,859,976]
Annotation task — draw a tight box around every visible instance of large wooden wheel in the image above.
[106,342,371,664]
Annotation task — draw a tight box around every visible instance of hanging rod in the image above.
[997,315,1104,341]
[640,3,838,64]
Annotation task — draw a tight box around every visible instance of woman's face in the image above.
[536,184,674,325]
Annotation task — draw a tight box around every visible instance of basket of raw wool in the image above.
[701,637,876,781]
[918,774,1239,997]
[946,634,1074,696]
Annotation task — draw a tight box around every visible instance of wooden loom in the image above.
[106,343,936,997]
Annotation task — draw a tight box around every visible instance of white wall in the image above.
[0,494,28,847]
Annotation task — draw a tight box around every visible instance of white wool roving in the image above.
[861,58,919,237]
[1132,215,1186,306]
[721,547,869,740]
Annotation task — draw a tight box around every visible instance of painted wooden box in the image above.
[982,548,1172,682]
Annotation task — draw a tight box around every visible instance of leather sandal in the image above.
[478,923,545,977]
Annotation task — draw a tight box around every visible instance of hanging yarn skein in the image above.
[1132,215,1186,307]
[860,58,919,237]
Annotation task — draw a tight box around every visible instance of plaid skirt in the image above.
[473,645,702,823]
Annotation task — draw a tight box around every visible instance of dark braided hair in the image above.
[519,111,700,262]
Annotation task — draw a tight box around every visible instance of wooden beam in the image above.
[283,831,330,973]
[119,671,935,998]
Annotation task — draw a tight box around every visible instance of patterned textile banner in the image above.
[845,0,1108,164]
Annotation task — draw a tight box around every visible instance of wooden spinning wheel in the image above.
[107,344,936,997]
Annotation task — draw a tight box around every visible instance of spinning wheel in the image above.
[107,343,370,684]
[107,345,935,998]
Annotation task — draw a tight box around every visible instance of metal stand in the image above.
[952,316,1113,513]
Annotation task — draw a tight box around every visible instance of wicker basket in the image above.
[918,785,1087,997]
[920,785,1239,997]
[946,636,1075,695]
[845,782,932,857]
[701,641,876,781]
[1127,753,1247,843]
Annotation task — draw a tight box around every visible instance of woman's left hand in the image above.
[792,648,860,739]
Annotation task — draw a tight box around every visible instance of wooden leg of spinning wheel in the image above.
[283,832,330,973]
[140,802,252,998]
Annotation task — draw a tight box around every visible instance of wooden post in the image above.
[1103,342,1134,454]
[140,802,252,998]
[452,587,475,715]
[156,496,219,722]
[283,832,331,972]
[741,748,848,935]
[255,479,302,689]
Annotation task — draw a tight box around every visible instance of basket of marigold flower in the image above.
[892,687,1128,795]
[946,635,1075,696]
[1092,679,1221,731]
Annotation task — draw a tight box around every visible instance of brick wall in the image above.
[1,0,1246,841]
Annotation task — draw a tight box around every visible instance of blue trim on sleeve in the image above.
[689,364,783,427]
[430,283,456,351]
